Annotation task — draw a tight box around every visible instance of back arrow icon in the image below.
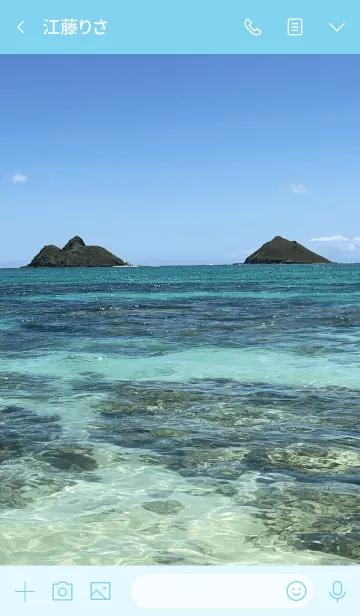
[329,22,345,32]
[17,21,25,33]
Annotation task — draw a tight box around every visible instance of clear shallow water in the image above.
[1,264,360,565]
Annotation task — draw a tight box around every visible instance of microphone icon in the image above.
[330,581,346,602]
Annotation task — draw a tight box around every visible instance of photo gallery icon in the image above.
[90,582,112,601]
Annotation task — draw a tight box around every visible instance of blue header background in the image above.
[1,0,359,54]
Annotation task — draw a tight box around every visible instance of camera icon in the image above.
[52,581,73,601]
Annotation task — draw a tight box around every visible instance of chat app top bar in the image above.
[0,0,358,54]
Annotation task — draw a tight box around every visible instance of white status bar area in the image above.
[1,566,360,614]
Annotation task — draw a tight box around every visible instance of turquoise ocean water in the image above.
[1,264,360,565]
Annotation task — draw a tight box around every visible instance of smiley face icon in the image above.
[286,581,307,602]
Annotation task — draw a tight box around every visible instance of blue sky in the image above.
[1,55,359,266]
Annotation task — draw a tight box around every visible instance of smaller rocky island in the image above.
[26,236,128,268]
[244,236,331,264]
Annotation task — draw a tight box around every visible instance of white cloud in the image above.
[309,235,350,243]
[290,184,309,194]
[308,235,360,252]
[12,174,28,183]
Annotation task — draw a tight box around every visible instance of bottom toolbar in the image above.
[2,566,360,614]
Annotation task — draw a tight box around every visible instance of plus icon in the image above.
[15,582,36,602]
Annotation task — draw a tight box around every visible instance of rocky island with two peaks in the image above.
[26,236,128,268]
[243,236,331,264]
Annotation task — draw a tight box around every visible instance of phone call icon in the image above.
[244,18,262,36]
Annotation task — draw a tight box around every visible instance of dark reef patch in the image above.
[0,405,99,509]
[41,446,99,472]
[89,378,360,561]
[142,500,185,516]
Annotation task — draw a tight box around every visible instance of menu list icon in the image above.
[288,18,303,36]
